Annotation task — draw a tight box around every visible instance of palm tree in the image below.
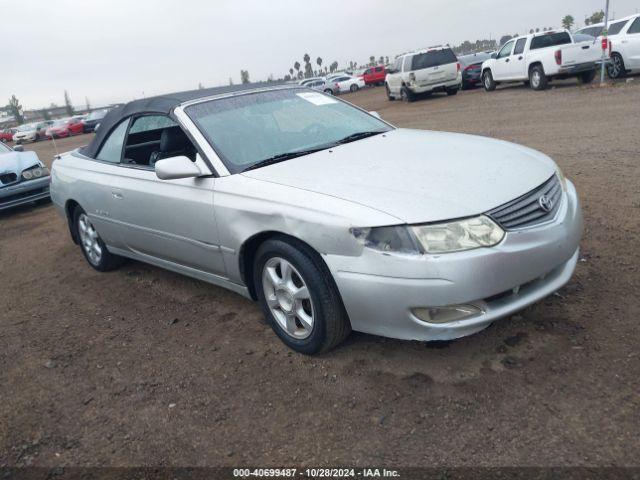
[294,61,301,77]
[316,57,323,73]
[369,56,375,66]
[289,68,294,78]
[561,14,575,30]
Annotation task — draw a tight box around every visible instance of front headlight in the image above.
[556,166,567,191]
[411,215,504,253]
[351,215,505,255]
[21,166,49,180]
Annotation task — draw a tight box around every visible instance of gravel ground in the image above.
[1,79,639,468]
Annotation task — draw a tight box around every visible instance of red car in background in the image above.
[361,65,387,86]
[45,117,84,139]
[0,129,15,143]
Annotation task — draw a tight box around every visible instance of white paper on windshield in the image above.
[296,92,338,105]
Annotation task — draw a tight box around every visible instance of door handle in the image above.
[518,56,523,60]
[112,192,123,200]
[505,58,510,62]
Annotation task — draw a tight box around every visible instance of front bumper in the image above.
[0,176,50,211]
[324,180,582,341]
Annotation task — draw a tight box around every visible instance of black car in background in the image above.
[459,52,493,89]
[82,109,110,133]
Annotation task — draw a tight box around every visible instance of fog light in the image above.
[412,304,483,324]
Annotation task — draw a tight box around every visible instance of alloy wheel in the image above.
[78,213,103,266]
[531,71,541,89]
[262,257,314,339]
[608,55,623,78]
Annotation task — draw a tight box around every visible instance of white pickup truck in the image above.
[481,30,601,91]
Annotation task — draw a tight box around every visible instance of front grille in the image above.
[0,173,17,185]
[486,175,562,230]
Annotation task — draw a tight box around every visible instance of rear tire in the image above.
[350,84,359,92]
[254,237,351,354]
[446,87,459,96]
[529,65,548,90]
[400,86,415,103]
[483,70,496,91]
[73,206,124,272]
[578,69,596,85]
[324,88,333,95]
[607,53,626,79]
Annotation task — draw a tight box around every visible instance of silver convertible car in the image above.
[50,85,582,354]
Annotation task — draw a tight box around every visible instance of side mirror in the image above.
[369,111,381,119]
[155,155,202,180]
[13,145,24,152]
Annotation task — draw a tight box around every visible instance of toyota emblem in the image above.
[538,195,554,212]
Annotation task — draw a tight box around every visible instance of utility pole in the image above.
[600,0,610,85]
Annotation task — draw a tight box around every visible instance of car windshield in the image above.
[87,110,108,120]
[186,88,391,173]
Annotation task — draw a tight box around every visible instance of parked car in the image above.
[50,84,582,354]
[82,109,110,132]
[459,52,493,89]
[604,14,640,79]
[12,122,51,144]
[304,79,327,91]
[324,75,365,94]
[45,117,84,139]
[0,141,50,210]
[298,77,325,86]
[361,66,387,86]
[575,23,605,38]
[481,30,601,91]
[385,46,461,102]
[0,128,16,143]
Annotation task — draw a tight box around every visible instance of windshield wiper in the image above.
[334,130,385,145]
[242,146,331,172]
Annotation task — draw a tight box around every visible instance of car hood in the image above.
[242,128,557,224]
[0,151,41,176]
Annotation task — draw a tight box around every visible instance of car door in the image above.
[493,40,515,80]
[510,37,528,79]
[623,17,640,68]
[107,114,226,276]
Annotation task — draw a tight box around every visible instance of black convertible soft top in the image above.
[82,82,290,159]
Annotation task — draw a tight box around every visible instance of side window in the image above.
[375,66,383,72]
[124,114,196,167]
[498,41,514,59]
[96,119,129,163]
[608,20,628,36]
[514,38,527,55]
[402,55,412,71]
[628,17,640,34]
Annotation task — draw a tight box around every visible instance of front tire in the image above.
[446,86,459,96]
[254,237,350,354]
[607,53,626,79]
[350,84,359,92]
[73,206,124,272]
[385,83,395,101]
[529,65,548,90]
[483,70,496,91]
[324,88,333,95]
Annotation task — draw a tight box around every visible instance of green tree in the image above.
[562,14,575,30]
[369,55,375,66]
[240,70,250,84]
[289,68,294,78]
[316,56,323,73]
[64,90,74,116]
[7,95,24,124]
[41,109,51,121]
[588,10,605,25]
[229,77,234,85]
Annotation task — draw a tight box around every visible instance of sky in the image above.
[3,0,638,110]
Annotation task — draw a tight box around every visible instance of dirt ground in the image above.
[1,80,639,469]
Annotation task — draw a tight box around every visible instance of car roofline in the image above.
[177,84,304,109]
